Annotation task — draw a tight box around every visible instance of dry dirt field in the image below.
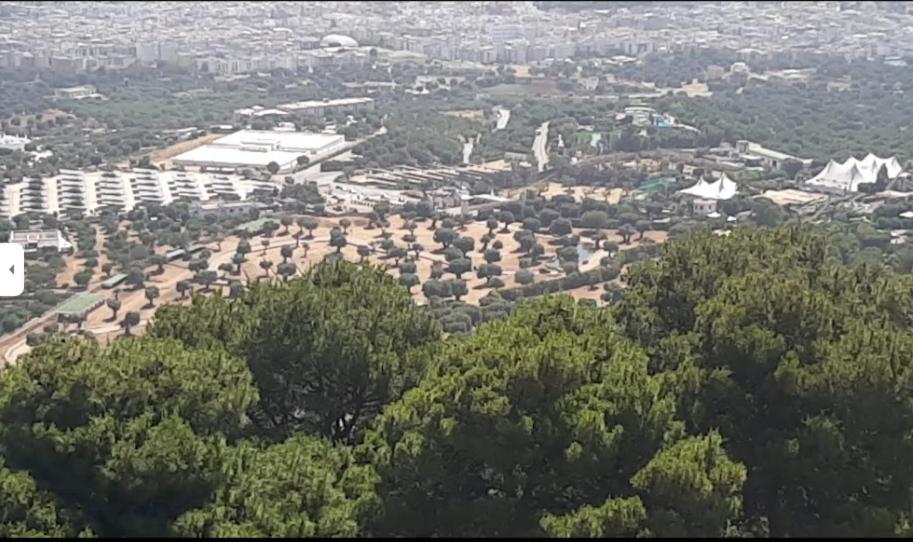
[5,213,670,357]
[56,227,111,288]
[676,80,712,97]
[509,64,531,78]
[150,132,225,168]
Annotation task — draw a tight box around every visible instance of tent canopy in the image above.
[679,173,739,200]
[807,153,902,192]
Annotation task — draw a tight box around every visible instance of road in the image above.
[533,121,550,173]
[462,137,474,165]
[494,107,511,131]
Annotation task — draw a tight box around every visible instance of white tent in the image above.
[860,153,903,178]
[678,173,739,200]
[807,153,903,192]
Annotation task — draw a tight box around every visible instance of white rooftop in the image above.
[174,146,302,168]
[807,153,903,192]
[679,173,739,200]
[209,130,343,153]
[172,130,345,168]
[276,97,373,111]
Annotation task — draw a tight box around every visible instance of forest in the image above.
[2,224,913,537]
[654,77,913,162]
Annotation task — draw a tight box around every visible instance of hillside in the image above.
[0,224,911,537]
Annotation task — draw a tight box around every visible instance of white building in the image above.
[53,85,98,99]
[172,129,347,173]
[736,140,812,170]
[0,133,30,151]
[485,23,524,42]
[690,198,717,215]
[9,229,73,253]
[190,200,267,219]
[272,97,374,117]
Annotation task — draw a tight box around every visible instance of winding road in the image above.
[533,121,550,172]
[494,107,511,131]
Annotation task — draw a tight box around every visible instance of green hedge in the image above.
[500,265,620,302]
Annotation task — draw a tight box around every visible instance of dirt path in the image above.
[150,132,224,168]
[56,227,111,287]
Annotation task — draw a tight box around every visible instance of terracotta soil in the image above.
[9,213,671,353]
[149,132,225,168]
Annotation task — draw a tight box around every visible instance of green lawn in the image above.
[483,84,532,98]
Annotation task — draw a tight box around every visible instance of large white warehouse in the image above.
[172,130,347,173]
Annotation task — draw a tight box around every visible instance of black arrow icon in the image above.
[8,265,14,275]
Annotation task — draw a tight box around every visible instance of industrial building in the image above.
[171,130,347,173]
[234,97,375,120]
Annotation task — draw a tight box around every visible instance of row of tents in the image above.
[676,153,905,201]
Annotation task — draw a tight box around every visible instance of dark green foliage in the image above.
[151,260,441,444]
[6,218,913,538]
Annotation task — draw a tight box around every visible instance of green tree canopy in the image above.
[173,435,378,538]
[0,336,257,537]
[151,260,441,444]
[617,224,913,537]
[358,296,743,537]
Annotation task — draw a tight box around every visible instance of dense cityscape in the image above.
[3,1,913,73]
[0,1,912,538]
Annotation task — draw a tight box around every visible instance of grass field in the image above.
[484,84,532,98]
[58,293,105,317]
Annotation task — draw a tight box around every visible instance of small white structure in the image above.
[692,198,718,215]
[320,34,359,48]
[0,134,30,152]
[9,230,73,253]
[806,153,903,193]
[53,85,98,100]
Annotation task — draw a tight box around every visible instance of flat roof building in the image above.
[9,229,73,253]
[0,133,30,151]
[234,97,374,120]
[53,85,98,100]
[172,130,347,173]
